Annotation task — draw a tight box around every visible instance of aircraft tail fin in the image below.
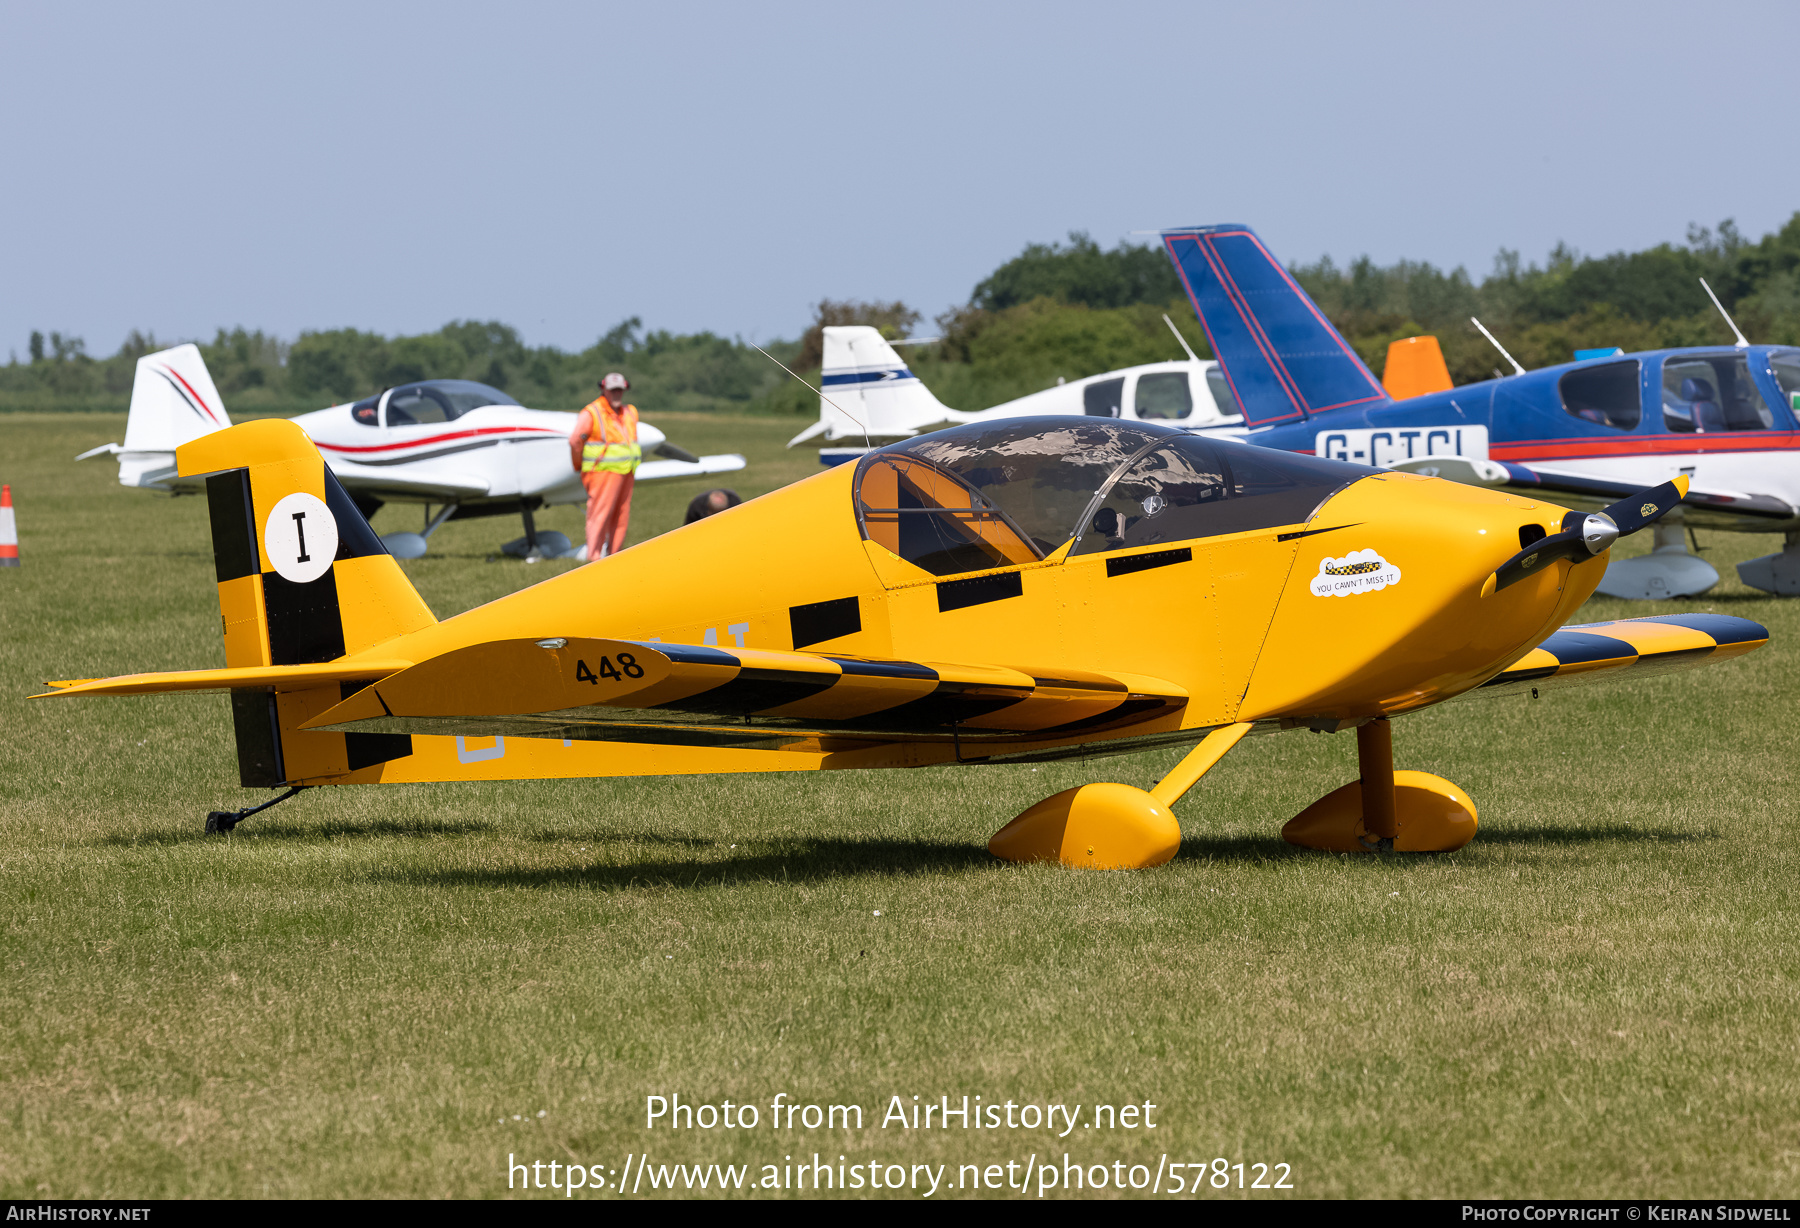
[787,326,970,447]
[1160,225,1388,426]
[177,418,438,785]
[84,344,234,490]
[1382,335,1455,400]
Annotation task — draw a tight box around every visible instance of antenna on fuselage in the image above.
[1162,313,1203,365]
[1470,317,1526,377]
[1699,278,1751,349]
[752,343,872,451]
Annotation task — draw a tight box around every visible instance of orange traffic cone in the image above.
[0,484,16,567]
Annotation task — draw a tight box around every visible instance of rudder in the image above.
[1160,225,1388,426]
[181,419,436,786]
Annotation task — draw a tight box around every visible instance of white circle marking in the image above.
[263,492,338,584]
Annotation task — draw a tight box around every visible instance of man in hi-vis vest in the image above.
[569,372,641,560]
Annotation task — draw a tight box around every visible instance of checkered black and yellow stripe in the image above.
[1478,613,1768,698]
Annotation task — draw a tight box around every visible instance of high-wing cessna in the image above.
[1158,224,1800,598]
[78,344,747,559]
[787,324,1244,461]
[38,412,1764,864]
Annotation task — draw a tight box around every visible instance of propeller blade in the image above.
[655,441,701,465]
[1593,474,1690,536]
[1481,474,1690,598]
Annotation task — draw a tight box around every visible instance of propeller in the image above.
[1480,474,1690,598]
[655,441,700,464]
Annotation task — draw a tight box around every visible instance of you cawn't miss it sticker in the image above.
[1309,549,1402,597]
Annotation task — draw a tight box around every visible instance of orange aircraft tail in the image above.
[1381,335,1455,400]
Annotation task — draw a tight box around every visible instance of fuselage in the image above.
[970,359,1244,429]
[1237,345,1800,531]
[355,418,1594,750]
[292,398,667,508]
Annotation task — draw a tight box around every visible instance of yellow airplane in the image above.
[38,415,1768,865]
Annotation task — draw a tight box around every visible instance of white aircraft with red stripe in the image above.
[80,344,745,559]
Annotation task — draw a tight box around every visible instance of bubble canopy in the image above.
[853,417,1376,577]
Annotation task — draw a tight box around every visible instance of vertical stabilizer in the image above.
[1160,226,1388,426]
[1382,335,1454,400]
[788,326,970,446]
[179,419,436,786]
[100,344,233,489]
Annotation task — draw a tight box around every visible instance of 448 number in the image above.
[574,653,645,684]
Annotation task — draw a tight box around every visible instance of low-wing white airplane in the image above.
[80,345,747,560]
[786,321,1244,457]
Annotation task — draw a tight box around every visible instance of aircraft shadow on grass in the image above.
[95,816,496,845]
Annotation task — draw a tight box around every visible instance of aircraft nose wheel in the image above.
[203,785,307,834]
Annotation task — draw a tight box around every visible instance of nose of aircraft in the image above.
[1239,472,1599,722]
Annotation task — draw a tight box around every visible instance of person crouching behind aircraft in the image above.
[570,372,641,560]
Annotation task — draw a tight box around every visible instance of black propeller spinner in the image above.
[1482,476,1689,597]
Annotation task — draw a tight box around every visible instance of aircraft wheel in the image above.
[381,532,428,560]
[989,783,1181,869]
[204,811,240,834]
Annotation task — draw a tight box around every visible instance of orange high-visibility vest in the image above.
[577,400,641,474]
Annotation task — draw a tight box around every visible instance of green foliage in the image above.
[12,216,1800,415]
[971,230,1184,312]
[1290,218,1784,385]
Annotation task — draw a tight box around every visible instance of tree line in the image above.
[8,213,1800,415]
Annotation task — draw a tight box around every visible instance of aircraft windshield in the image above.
[1662,354,1773,432]
[1074,435,1371,555]
[855,418,1373,573]
[1770,350,1800,416]
[351,380,520,427]
[858,419,1158,574]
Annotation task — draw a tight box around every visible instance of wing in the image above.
[1474,613,1768,699]
[327,460,491,501]
[296,638,1189,755]
[1390,456,1795,529]
[635,453,748,482]
[1494,461,1793,530]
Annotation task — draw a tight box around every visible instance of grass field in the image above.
[2,411,1797,1200]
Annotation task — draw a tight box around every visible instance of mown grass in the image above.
[1,413,1796,1199]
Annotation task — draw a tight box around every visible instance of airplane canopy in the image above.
[855,416,1375,575]
[351,379,522,426]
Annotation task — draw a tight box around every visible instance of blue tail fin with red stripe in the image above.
[1160,225,1388,427]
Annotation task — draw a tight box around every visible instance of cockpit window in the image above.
[1083,378,1125,418]
[1559,360,1641,430]
[1770,351,1800,417]
[349,379,519,427]
[857,419,1163,572]
[430,379,519,415]
[1074,436,1372,555]
[1134,372,1193,420]
[1205,366,1241,419]
[1663,354,1774,432]
[386,385,455,425]
[855,418,1374,573]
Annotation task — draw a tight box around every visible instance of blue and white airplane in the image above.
[787,324,1243,455]
[1156,225,1800,598]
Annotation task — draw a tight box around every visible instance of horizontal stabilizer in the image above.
[37,659,413,698]
[301,636,1186,746]
[1477,613,1767,698]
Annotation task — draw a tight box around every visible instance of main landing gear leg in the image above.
[1281,718,1477,852]
[205,785,307,834]
[987,723,1252,870]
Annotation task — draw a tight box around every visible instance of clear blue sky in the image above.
[4,0,1796,358]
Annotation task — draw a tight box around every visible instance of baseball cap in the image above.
[600,373,630,391]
